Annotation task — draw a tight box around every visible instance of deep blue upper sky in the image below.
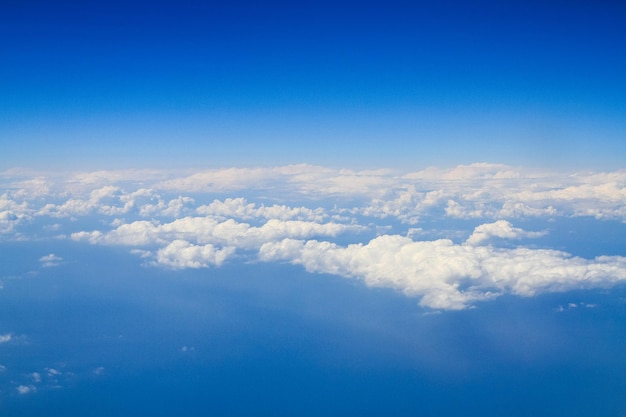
[2,0,626,169]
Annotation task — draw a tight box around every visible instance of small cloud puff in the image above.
[0,333,12,343]
[39,253,63,267]
[555,302,598,312]
[465,220,546,246]
[17,385,36,395]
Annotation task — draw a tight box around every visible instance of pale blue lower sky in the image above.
[3,103,625,171]
[1,240,625,417]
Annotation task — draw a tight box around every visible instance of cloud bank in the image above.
[2,163,626,309]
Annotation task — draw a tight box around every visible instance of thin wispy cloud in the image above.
[39,254,63,268]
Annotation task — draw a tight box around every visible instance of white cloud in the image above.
[72,216,363,269]
[0,334,12,343]
[0,193,31,234]
[196,198,327,222]
[73,217,361,249]
[5,164,626,231]
[465,220,546,246]
[66,169,170,190]
[157,166,290,193]
[555,302,598,312]
[39,253,63,267]
[260,227,626,310]
[156,240,235,268]
[17,385,36,395]
[8,177,52,199]
[403,163,527,181]
[37,186,134,217]
[139,195,195,218]
[4,164,626,310]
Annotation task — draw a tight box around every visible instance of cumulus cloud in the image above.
[4,164,626,310]
[260,229,626,310]
[72,217,360,248]
[0,193,31,234]
[139,195,195,218]
[196,198,328,222]
[38,186,136,218]
[5,164,626,230]
[156,240,235,268]
[465,220,546,246]
[72,216,363,268]
[0,334,11,343]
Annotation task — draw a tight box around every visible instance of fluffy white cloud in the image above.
[259,223,626,310]
[196,198,327,222]
[0,334,11,343]
[155,240,236,268]
[465,220,546,246]
[72,215,364,268]
[3,164,626,310]
[395,164,626,222]
[0,193,31,234]
[5,164,626,229]
[139,195,195,218]
[73,217,360,248]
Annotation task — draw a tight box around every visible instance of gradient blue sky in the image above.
[2,0,626,169]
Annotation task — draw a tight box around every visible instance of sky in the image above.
[2,0,626,169]
[1,1,626,416]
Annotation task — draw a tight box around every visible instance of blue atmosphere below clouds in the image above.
[1,237,625,417]
[2,0,626,169]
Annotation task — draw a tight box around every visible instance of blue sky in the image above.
[2,1,626,415]
[2,0,626,169]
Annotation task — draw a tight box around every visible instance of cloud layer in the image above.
[2,164,626,309]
